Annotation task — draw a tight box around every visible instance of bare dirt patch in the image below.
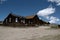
[0,26,60,40]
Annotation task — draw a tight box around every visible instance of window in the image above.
[29,21,30,24]
[29,20,33,24]
[23,20,25,23]
[15,18,18,22]
[9,18,11,22]
[6,19,7,23]
[21,20,25,23]
[30,21,33,24]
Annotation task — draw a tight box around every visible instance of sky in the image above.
[0,0,60,24]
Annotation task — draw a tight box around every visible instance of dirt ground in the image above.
[0,26,60,40]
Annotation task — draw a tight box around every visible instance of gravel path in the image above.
[0,26,60,40]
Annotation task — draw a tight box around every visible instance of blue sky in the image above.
[0,0,60,24]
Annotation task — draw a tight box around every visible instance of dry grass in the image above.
[0,26,60,40]
[30,35,60,40]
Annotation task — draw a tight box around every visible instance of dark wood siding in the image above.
[3,13,49,27]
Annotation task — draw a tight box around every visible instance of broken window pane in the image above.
[9,18,11,22]
[16,18,18,22]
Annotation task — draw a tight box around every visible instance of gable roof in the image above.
[25,15,35,19]
[8,13,25,18]
[9,13,22,17]
[25,15,38,19]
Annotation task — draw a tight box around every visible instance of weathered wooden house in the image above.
[3,13,49,26]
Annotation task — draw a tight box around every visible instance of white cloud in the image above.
[48,0,60,6]
[49,16,60,24]
[37,5,60,24]
[37,5,55,16]
[45,16,60,24]
[0,0,7,4]
[45,16,50,19]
